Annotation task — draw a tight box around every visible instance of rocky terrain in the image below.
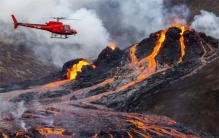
[0,39,58,85]
[0,25,219,137]
[136,58,219,135]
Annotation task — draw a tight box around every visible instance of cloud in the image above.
[191,10,219,38]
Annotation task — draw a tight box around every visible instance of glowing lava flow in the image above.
[127,120,200,138]
[137,29,168,80]
[2,133,8,138]
[117,25,190,91]
[44,80,70,87]
[36,127,66,136]
[129,44,139,68]
[82,25,194,100]
[174,25,192,63]
[67,59,91,80]
[82,30,169,96]
[179,26,186,62]
[43,59,95,88]
[127,132,133,138]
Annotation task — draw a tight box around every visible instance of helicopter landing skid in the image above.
[50,33,68,39]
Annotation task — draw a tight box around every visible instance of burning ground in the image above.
[0,25,219,137]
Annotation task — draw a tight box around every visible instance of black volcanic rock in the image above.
[136,58,219,135]
[157,27,181,65]
[0,41,58,85]
[94,46,124,68]
[136,33,157,60]
[183,30,205,60]
[199,32,219,49]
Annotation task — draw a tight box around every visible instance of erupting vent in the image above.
[108,42,116,51]
[67,59,91,80]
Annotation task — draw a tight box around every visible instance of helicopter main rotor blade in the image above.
[51,17,65,19]
[62,19,81,21]
[50,17,81,21]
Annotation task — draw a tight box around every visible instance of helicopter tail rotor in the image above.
[11,15,19,29]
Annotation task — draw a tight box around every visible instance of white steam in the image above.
[11,101,27,119]
[0,0,110,67]
[191,10,219,38]
[32,100,54,126]
[120,0,169,36]
[0,98,54,130]
[11,101,27,131]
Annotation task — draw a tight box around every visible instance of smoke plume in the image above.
[191,10,219,38]
[11,101,27,131]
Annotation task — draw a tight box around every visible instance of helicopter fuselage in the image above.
[11,15,77,38]
[17,21,77,35]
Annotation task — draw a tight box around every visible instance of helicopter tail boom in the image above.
[11,15,19,29]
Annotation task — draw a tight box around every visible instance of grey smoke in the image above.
[169,4,190,25]
[32,100,54,126]
[10,101,27,131]
[20,120,27,132]
[11,101,27,119]
[0,97,54,130]
[85,1,190,48]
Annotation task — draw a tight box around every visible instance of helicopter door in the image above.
[64,26,70,33]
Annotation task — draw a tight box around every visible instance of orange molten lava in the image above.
[2,133,9,138]
[108,42,116,50]
[137,29,168,80]
[36,127,66,136]
[67,59,91,80]
[127,120,200,138]
[127,132,133,138]
[173,24,192,63]
[44,80,70,87]
[93,133,98,138]
[115,30,168,92]
[179,26,186,62]
[16,132,30,138]
[43,59,96,88]
[129,44,139,67]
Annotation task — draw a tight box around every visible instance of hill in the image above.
[137,58,219,135]
[0,40,58,85]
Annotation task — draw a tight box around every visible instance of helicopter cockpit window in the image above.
[64,26,70,31]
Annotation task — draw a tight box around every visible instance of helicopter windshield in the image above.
[64,25,70,31]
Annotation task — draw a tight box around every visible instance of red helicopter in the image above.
[11,14,78,39]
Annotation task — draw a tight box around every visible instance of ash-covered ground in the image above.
[0,26,219,137]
